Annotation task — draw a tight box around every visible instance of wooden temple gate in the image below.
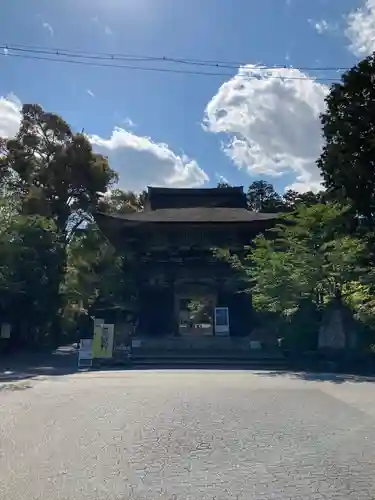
[95,186,278,342]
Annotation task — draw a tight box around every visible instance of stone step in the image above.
[130,356,287,369]
[131,350,283,359]
[95,351,288,369]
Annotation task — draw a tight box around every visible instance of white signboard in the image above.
[214,307,230,336]
[78,338,93,368]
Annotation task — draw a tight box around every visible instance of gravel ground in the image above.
[1,369,375,499]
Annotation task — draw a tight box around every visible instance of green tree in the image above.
[63,222,137,336]
[0,104,118,341]
[227,204,368,315]
[247,180,284,212]
[318,54,375,219]
[282,189,323,210]
[0,104,117,237]
[68,186,146,327]
[0,204,61,346]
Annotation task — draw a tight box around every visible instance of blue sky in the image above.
[0,0,373,193]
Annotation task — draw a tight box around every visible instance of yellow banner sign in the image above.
[92,323,114,359]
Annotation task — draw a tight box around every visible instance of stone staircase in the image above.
[129,337,287,370]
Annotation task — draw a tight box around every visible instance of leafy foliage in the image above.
[0,199,62,345]
[318,54,375,218]
[238,204,369,315]
[0,104,120,345]
[215,202,375,349]
[282,189,324,210]
[216,181,232,188]
[247,180,284,212]
[246,181,323,213]
[64,223,137,315]
[0,104,117,235]
[97,188,146,214]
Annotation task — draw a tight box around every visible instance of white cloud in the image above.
[42,22,54,36]
[0,95,206,192]
[203,65,328,192]
[309,19,337,35]
[0,94,21,138]
[104,26,112,36]
[87,89,95,97]
[122,117,136,128]
[90,127,208,192]
[346,0,375,56]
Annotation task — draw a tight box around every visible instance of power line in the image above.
[0,44,344,82]
[0,52,342,82]
[1,43,347,76]
[1,51,238,78]
[1,42,350,73]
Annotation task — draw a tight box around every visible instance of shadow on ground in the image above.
[2,348,375,385]
[91,363,375,384]
[0,345,79,382]
[254,370,375,384]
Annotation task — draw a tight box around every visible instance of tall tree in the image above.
[0,104,117,237]
[0,206,61,346]
[247,180,283,212]
[318,54,375,219]
[63,222,137,336]
[0,104,118,341]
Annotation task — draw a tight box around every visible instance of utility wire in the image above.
[1,42,350,73]
[0,44,344,82]
[0,52,342,82]
[0,51,257,78]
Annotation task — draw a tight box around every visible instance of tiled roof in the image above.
[95,207,279,224]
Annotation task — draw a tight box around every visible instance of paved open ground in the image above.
[1,370,375,499]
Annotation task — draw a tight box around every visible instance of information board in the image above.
[92,323,114,359]
[214,307,230,336]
